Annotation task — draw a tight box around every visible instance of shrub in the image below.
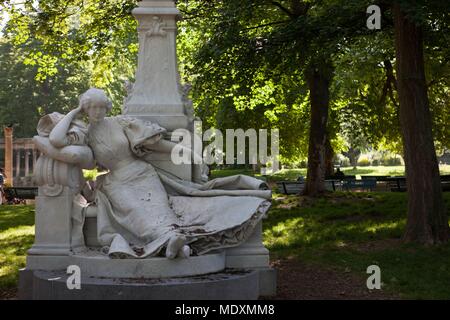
[357,156,371,167]
[300,160,307,168]
[340,158,350,167]
[381,156,402,166]
[83,169,99,181]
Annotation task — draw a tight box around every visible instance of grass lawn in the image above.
[264,192,450,299]
[1,190,450,299]
[211,164,450,181]
[0,205,35,290]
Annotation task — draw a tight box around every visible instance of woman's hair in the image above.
[79,88,113,113]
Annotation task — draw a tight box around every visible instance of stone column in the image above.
[24,150,30,177]
[124,0,189,131]
[125,0,193,181]
[32,149,37,174]
[3,127,13,186]
[4,127,14,186]
[15,149,21,178]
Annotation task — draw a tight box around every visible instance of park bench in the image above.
[386,177,406,192]
[324,179,340,191]
[386,176,450,192]
[3,187,38,204]
[342,178,377,192]
[325,175,356,181]
[361,175,391,191]
[324,176,356,191]
[361,175,390,182]
[276,181,305,195]
[441,175,450,192]
[276,175,450,194]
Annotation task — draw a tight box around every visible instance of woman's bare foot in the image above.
[177,245,191,259]
[166,235,187,259]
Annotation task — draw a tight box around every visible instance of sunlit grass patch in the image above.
[0,205,35,289]
[211,165,450,182]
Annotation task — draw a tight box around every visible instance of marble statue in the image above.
[20,1,276,300]
[34,88,271,260]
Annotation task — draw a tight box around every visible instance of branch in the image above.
[271,1,295,18]
[379,59,398,108]
[242,19,290,31]
[427,78,442,88]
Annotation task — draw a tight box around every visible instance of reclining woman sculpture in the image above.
[37,88,271,259]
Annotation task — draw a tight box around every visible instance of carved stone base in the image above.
[25,250,226,278]
[20,269,259,300]
[28,188,73,256]
[83,217,277,296]
[225,221,277,296]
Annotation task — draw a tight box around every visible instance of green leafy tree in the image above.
[0,37,91,137]
[178,0,375,196]
[1,0,138,112]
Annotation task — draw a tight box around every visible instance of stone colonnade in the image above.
[0,135,38,186]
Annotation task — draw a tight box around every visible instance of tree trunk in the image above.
[325,137,334,177]
[393,3,449,244]
[303,63,332,196]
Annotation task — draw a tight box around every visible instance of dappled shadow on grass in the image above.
[307,242,450,299]
[263,192,450,299]
[0,205,35,231]
[270,169,306,181]
[0,229,34,288]
[264,192,408,252]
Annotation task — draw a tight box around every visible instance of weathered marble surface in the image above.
[22,0,276,299]
[32,88,271,260]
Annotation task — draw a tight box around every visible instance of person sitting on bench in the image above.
[334,168,345,178]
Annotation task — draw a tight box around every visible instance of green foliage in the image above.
[83,169,99,181]
[0,38,91,137]
[357,156,371,167]
[1,0,448,156]
[177,0,361,162]
[1,0,138,116]
[381,155,402,166]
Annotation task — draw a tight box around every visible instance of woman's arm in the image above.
[49,106,83,148]
[150,139,203,164]
[34,136,96,169]
[150,139,207,182]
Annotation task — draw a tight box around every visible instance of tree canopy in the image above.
[1,0,448,152]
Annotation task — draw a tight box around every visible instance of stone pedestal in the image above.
[21,269,259,300]
[19,0,277,300]
[124,0,189,132]
[124,0,193,180]
[225,221,277,296]
[27,188,73,256]
[28,155,83,256]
